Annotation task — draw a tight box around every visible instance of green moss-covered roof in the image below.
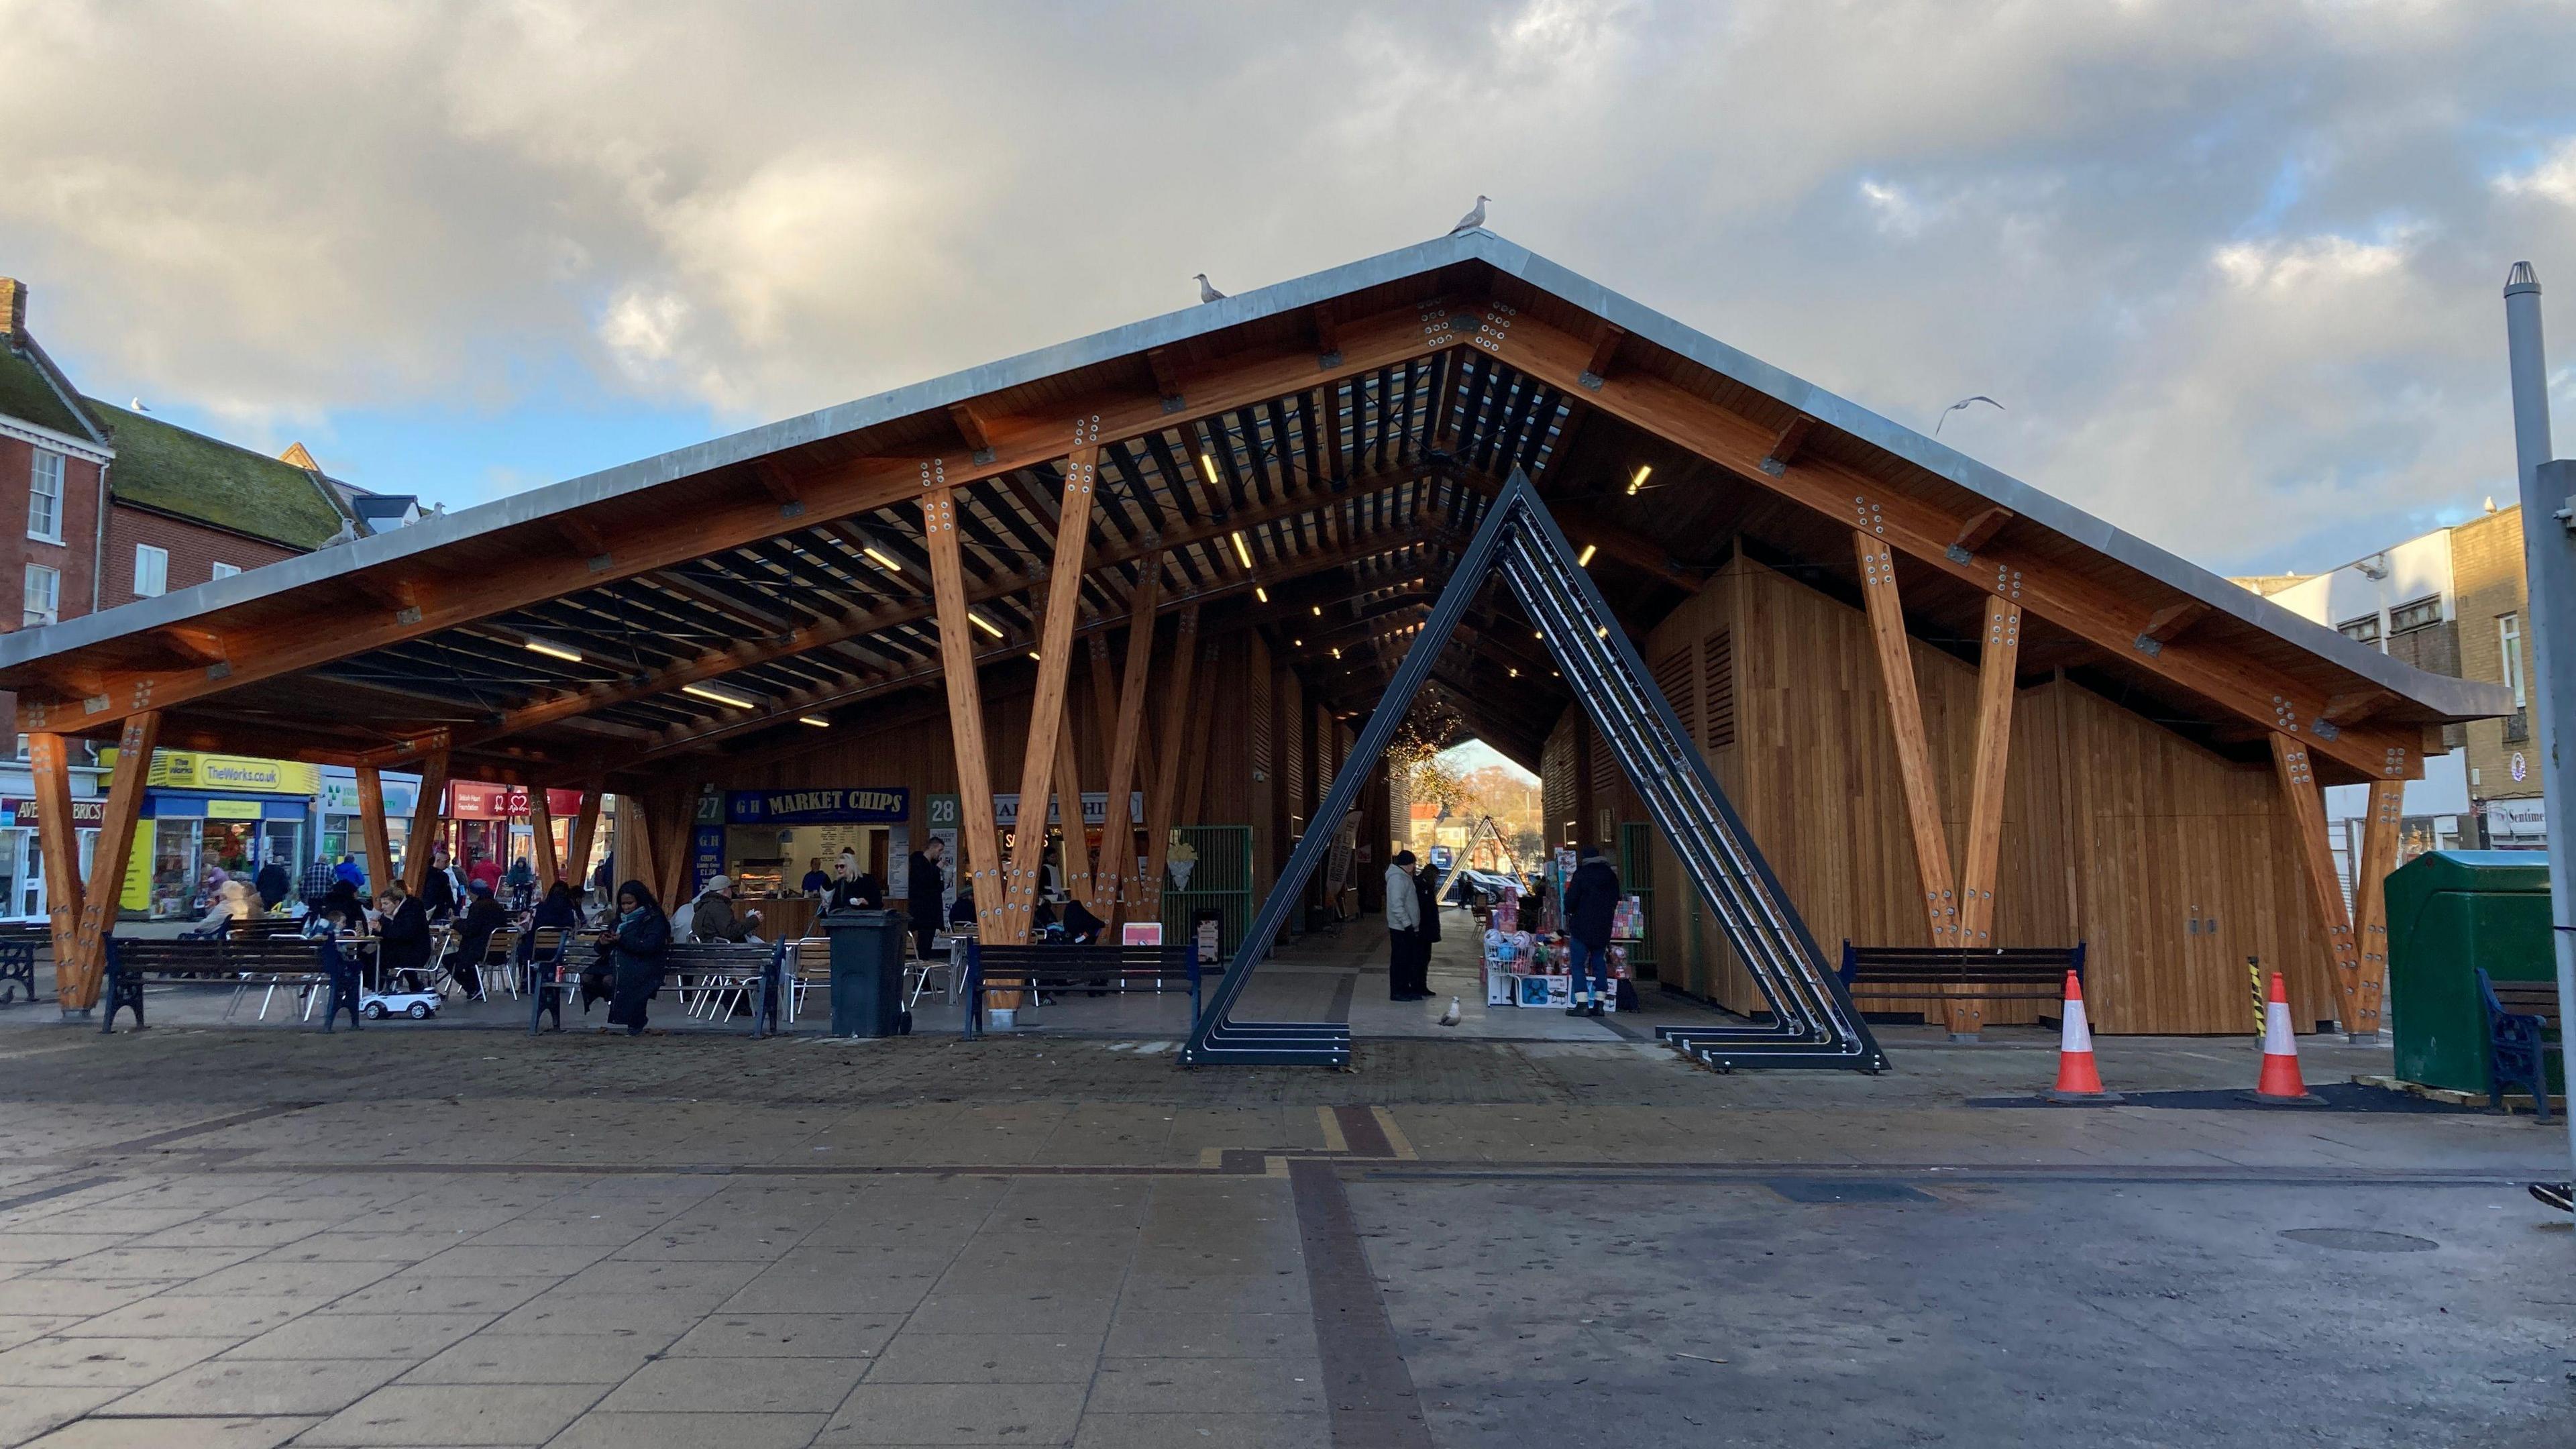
[83,398,350,549]
[0,343,91,438]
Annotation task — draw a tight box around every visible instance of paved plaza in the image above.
[0,918,2569,1447]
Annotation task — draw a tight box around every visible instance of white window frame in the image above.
[133,543,168,598]
[209,561,241,580]
[22,564,59,627]
[2501,612,2525,708]
[26,449,63,545]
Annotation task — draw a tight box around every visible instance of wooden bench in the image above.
[0,922,45,1006]
[963,943,1201,1039]
[2478,968,2564,1120]
[1839,942,2086,1038]
[103,936,333,1032]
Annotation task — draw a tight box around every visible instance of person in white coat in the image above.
[1385,849,1424,1000]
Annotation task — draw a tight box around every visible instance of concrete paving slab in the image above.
[662,1311,901,1359]
[0,1332,233,1387]
[217,1313,493,1362]
[594,1354,870,1413]
[291,1381,600,1445]
[816,1381,1087,1445]
[861,1331,1103,1383]
[13,1415,317,1448]
[545,1410,830,1449]
[103,1356,404,1416]
[394,1332,666,1385]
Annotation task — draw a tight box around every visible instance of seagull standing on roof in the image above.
[1450,195,1490,234]
[1934,395,2004,435]
[1195,273,1225,304]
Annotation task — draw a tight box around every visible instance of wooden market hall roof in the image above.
[0,231,2510,788]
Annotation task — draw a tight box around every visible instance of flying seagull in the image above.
[1195,273,1225,304]
[1934,395,2003,435]
[1450,195,1490,234]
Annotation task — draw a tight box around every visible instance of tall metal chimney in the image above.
[2502,262,2576,1180]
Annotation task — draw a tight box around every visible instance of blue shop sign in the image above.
[726,788,910,825]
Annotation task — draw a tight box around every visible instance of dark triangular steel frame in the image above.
[1177,470,1885,1072]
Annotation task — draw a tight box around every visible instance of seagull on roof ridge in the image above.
[1450,196,1489,234]
[1195,273,1225,304]
[1934,395,2003,435]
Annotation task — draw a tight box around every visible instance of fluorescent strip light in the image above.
[861,547,902,573]
[1199,451,1221,486]
[798,715,831,729]
[1311,605,1322,616]
[1330,646,1341,659]
[1230,531,1253,569]
[1627,464,1652,495]
[1254,586,1269,603]
[1509,667,1519,678]
[523,639,583,663]
[1028,651,1042,661]
[1576,544,1597,567]
[682,683,757,709]
[969,612,1002,638]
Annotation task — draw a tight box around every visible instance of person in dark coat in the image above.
[522,881,580,1033]
[256,855,292,913]
[601,879,671,1035]
[316,878,370,934]
[1560,845,1620,1017]
[450,879,508,1000]
[906,837,947,959]
[1413,860,1444,997]
[825,851,884,912]
[375,880,433,991]
[316,934,366,1032]
[690,875,748,942]
[418,848,460,920]
[948,884,977,929]
[1059,898,1106,946]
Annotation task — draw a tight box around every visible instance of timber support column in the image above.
[67,711,160,1012]
[356,767,393,897]
[527,786,560,891]
[400,751,451,893]
[2347,778,2404,1040]
[1093,555,1162,922]
[999,441,1099,942]
[1139,606,1204,926]
[29,733,84,1002]
[566,790,602,896]
[1954,596,2023,955]
[1854,534,1968,1034]
[923,484,1008,972]
[2270,734,2361,1034]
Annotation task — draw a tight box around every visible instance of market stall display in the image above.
[1477,883,1644,1012]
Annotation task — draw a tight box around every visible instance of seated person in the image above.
[184,879,258,938]
[449,879,508,1000]
[1059,898,1107,946]
[690,875,749,943]
[375,880,433,991]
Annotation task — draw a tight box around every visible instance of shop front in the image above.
[445,782,586,874]
[722,787,908,939]
[318,769,419,886]
[0,794,101,922]
[113,752,317,918]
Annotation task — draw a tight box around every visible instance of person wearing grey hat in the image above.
[1385,849,1426,1000]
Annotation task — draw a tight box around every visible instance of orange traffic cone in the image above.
[2253,971,2321,1104]
[2047,970,2122,1103]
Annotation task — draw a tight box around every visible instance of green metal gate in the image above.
[1161,825,1254,961]
[1618,820,1656,973]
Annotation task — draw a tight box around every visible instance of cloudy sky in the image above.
[4,0,2573,574]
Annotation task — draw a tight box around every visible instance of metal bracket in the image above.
[777,500,806,519]
[205,661,230,680]
[2133,635,2162,657]
[396,606,423,626]
[1578,371,1605,392]
[586,554,614,574]
[1759,456,1787,477]
[1161,394,1185,414]
[1317,351,1343,370]
[971,447,996,466]
[2312,720,2340,741]
[1945,545,1973,566]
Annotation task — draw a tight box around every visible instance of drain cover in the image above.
[2279,1228,2437,1252]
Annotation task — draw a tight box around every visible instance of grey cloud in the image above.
[1,0,2571,573]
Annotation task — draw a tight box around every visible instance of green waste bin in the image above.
[2385,850,2562,1094]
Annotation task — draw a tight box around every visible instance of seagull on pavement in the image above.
[1450,195,1490,234]
[1934,395,2003,435]
[1195,273,1225,304]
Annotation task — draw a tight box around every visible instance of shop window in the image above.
[2337,613,2381,647]
[2501,613,2524,708]
[21,564,58,627]
[1702,627,1736,750]
[133,544,167,598]
[27,449,62,543]
[2389,596,2441,633]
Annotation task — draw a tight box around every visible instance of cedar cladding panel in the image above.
[1603,553,2331,1034]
